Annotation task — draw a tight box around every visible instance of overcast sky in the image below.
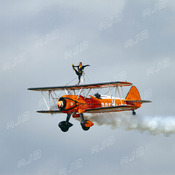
[1,0,175,175]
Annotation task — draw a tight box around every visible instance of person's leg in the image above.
[78,74,81,84]
[80,72,85,84]
[73,68,79,76]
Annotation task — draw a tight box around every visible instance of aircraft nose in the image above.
[57,101,64,107]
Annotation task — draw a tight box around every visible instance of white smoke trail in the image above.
[83,112,175,136]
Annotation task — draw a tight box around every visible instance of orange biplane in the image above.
[28,81,151,132]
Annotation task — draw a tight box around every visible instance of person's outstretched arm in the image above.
[83,64,90,68]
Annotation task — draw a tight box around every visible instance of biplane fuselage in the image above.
[58,94,141,115]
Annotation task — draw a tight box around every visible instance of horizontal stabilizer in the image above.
[125,100,152,103]
[140,100,152,103]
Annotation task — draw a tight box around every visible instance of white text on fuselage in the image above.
[101,103,112,107]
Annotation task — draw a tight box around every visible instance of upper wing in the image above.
[28,81,132,91]
[85,105,136,113]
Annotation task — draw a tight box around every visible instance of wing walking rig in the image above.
[28,81,151,132]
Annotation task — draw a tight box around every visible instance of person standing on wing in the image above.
[72,62,90,85]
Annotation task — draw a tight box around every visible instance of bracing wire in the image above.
[65,77,77,86]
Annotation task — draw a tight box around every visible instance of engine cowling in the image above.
[57,97,76,111]
[57,98,66,111]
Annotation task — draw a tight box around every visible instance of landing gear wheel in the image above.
[81,120,90,131]
[58,121,73,132]
[132,110,136,116]
[58,114,73,132]
[79,113,94,131]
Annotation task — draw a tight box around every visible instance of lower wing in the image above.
[85,105,136,113]
[37,110,62,114]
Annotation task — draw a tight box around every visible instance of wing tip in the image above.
[28,88,33,91]
[37,110,61,114]
[28,88,39,91]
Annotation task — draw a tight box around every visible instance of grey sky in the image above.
[1,0,175,175]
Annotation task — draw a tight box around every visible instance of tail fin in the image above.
[126,86,141,101]
[125,86,141,108]
[125,86,152,106]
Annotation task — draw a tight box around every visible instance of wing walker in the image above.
[28,63,151,132]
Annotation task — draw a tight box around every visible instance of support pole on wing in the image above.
[48,90,51,110]
[117,86,122,105]
[41,91,50,110]
[53,90,60,100]
[50,91,57,108]
[114,86,117,106]
[85,88,91,99]
[77,88,83,99]
[108,86,114,106]
[64,89,68,95]
[121,86,124,99]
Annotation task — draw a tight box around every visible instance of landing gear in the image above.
[58,114,73,132]
[58,113,94,132]
[81,120,90,131]
[132,110,136,116]
[80,113,94,131]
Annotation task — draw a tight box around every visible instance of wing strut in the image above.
[114,86,117,106]
[121,86,124,98]
[108,86,114,106]
[85,88,92,99]
[117,86,122,105]
[51,91,57,107]
[64,89,68,95]
[77,88,83,99]
[48,91,51,109]
[41,91,50,110]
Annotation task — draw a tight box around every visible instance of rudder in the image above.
[125,86,141,101]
